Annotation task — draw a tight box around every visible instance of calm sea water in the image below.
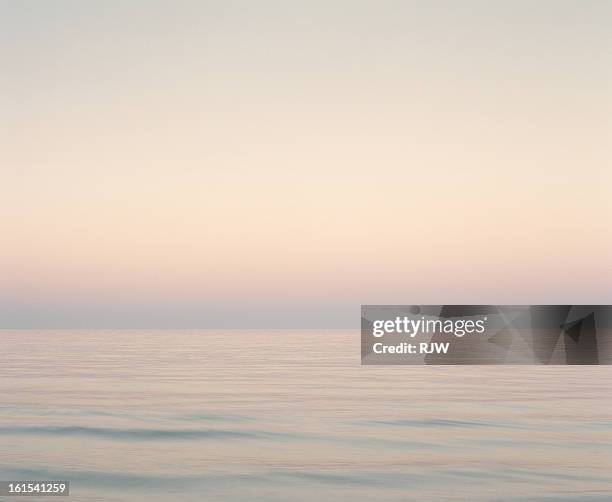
[0,330,610,501]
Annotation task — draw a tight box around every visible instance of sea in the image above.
[0,330,610,501]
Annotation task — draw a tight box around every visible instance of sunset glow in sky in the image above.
[2,1,611,327]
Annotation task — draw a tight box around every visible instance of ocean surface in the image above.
[0,330,610,501]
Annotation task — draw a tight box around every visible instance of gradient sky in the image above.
[1,0,611,327]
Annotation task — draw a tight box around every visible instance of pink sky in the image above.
[1,1,610,326]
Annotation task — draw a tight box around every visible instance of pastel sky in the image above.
[1,1,610,327]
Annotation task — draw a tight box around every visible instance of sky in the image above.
[1,0,610,328]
